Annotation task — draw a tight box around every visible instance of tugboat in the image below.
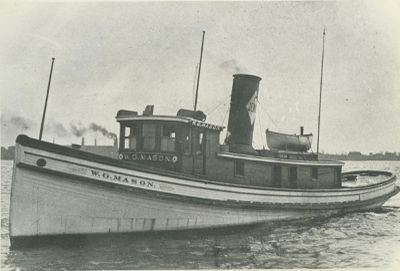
[9,31,399,246]
[9,73,399,245]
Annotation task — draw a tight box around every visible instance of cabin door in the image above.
[192,130,206,175]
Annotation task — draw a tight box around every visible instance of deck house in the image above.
[116,74,343,190]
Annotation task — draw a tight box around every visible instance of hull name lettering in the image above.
[91,170,156,189]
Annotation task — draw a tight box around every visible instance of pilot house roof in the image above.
[116,110,224,131]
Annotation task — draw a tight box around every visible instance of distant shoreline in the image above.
[319,153,400,161]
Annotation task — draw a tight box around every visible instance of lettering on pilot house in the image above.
[90,170,156,189]
[119,152,178,163]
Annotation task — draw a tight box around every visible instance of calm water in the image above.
[1,160,400,270]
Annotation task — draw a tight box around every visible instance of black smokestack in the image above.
[225,74,262,154]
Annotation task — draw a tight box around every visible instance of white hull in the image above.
[10,138,398,240]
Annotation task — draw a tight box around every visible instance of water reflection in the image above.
[4,206,400,270]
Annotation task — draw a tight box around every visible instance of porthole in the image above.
[36,158,46,167]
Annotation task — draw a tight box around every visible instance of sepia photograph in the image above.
[1,0,399,270]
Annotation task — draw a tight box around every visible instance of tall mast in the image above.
[316,29,326,157]
[39,57,55,141]
[194,31,205,112]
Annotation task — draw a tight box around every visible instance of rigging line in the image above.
[221,106,230,144]
[307,135,314,154]
[254,87,265,148]
[221,105,230,127]
[257,108,264,148]
[206,94,231,117]
[257,102,279,130]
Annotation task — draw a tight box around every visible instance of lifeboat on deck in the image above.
[266,129,313,152]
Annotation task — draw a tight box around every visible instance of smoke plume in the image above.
[10,116,33,130]
[1,112,117,145]
[51,123,70,137]
[89,122,117,139]
[69,121,116,139]
[219,59,246,74]
[1,113,37,146]
[70,122,88,137]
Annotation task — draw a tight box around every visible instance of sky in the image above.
[1,0,399,154]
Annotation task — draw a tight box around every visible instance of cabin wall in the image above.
[298,166,311,187]
[205,132,234,182]
[206,158,234,182]
[201,131,340,189]
[296,166,337,189]
[245,162,273,186]
[280,165,288,187]
[205,152,340,189]
[204,131,276,186]
[181,155,192,174]
[279,166,324,189]
[280,165,339,189]
[206,156,275,187]
[180,129,221,175]
[319,167,337,188]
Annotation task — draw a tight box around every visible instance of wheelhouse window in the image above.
[161,124,176,152]
[234,160,245,176]
[197,132,204,154]
[119,121,185,154]
[142,123,157,151]
[123,125,138,150]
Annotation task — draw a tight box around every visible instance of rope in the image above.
[206,93,231,117]
[258,101,279,130]
[257,108,265,148]
[220,106,230,143]
[221,106,230,126]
